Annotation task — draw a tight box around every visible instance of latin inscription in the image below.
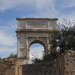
[26,20,48,26]
[26,20,48,29]
[18,20,48,29]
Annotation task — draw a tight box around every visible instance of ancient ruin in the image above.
[16,18,58,65]
[0,18,75,75]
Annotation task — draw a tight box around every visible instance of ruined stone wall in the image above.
[0,60,56,75]
[0,62,15,75]
[56,50,75,75]
[0,59,17,75]
[22,62,56,75]
[64,51,75,75]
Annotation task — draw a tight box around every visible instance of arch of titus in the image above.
[16,18,58,65]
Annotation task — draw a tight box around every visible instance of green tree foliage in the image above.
[2,54,17,60]
[60,25,75,51]
[32,51,58,64]
[59,19,75,51]
[7,54,17,59]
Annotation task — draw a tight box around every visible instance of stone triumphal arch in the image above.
[16,18,58,65]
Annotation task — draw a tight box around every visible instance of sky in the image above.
[0,0,75,58]
[29,43,44,63]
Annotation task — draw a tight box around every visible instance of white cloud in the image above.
[0,0,75,59]
[0,47,16,53]
[24,0,58,18]
[0,31,16,46]
[33,0,58,18]
[62,0,75,8]
[0,0,54,11]
[35,0,54,10]
[0,0,75,19]
[58,12,75,22]
[0,0,34,12]
[29,45,44,63]
[0,29,17,58]
[0,22,17,58]
[0,0,58,18]
[0,47,17,58]
[30,46,44,60]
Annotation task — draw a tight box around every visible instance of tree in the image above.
[59,19,75,52]
[32,31,59,64]
[7,54,17,59]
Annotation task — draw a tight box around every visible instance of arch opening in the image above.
[29,42,45,64]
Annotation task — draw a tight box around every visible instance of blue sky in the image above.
[0,0,75,58]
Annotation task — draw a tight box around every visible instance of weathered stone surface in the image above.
[16,18,58,65]
[56,50,75,75]
[0,59,16,75]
